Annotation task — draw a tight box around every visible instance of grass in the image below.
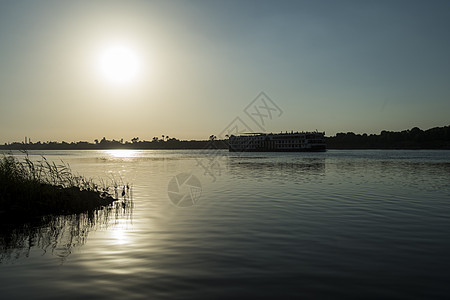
[0,152,129,220]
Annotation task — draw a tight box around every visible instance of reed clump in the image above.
[0,153,127,219]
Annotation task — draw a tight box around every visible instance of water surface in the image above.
[1,150,450,299]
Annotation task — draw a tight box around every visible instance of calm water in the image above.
[1,150,450,299]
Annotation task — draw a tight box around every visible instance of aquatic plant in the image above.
[0,152,131,219]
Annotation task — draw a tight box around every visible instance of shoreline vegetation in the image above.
[1,125,449,151]
[0,153,130,221]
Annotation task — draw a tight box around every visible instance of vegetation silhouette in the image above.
[327,125,450,149]
[0,153,134,262]
[1,125,449,150]
[0,153,131,219]
[1,136,228,150]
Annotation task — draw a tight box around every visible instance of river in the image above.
[1,149,450,299]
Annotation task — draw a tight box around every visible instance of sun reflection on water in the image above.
[110,226,131,245]
[105,150,139,158]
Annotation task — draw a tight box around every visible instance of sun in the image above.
[97,43,141,85]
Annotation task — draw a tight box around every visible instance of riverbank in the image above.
[1,125,449,150]
[0,154,124,221]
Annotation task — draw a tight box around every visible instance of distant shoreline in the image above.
[1,125,449,151]
[1,147,449,151]
[1,143,449,151]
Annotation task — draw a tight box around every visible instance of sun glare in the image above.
[106,150,138,158]
[97,44,141,85]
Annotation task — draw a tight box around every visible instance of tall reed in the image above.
[0,153,130,218]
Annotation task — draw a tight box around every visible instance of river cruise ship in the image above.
[229,131,326,152]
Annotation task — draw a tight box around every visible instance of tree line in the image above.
[1,135,228,150]
[1,126,449,150]
[326,125,450,149]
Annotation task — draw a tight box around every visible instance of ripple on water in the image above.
[1,150,450,299]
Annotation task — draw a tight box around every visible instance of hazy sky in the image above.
[1,0,449,143]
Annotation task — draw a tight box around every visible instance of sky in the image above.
[0,0,449,143]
